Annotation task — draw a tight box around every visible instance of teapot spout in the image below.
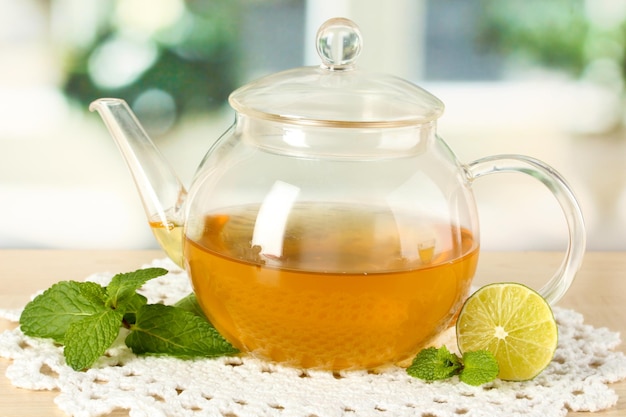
[90,98,187,267]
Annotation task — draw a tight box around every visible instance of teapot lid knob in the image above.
[316,18,362,70]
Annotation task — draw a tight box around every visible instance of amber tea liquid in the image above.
[183,203,478,370]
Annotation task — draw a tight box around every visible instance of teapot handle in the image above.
[467,154,586,305]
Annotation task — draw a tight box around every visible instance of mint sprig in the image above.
[19,267,238,370]
[407,346,499,386]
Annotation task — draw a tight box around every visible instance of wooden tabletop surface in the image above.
[0,250,624,416]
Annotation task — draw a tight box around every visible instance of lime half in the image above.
[456,282,558,381]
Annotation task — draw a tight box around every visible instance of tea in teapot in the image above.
[185,203,477,369]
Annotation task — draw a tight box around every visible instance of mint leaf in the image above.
[126,304,238,358]
[63,309,124,371]
[20,281,108,343]
[79,282,108,305]
[407,347,499,386]
[106,267,168,309]
[20,267,238,371]
[459,350,499,386]
[407,346,462,381]
[121,293,148,325]
[174,293,208,320]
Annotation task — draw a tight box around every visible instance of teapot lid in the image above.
[229,18,444,127]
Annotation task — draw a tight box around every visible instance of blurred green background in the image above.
[1,0,625,250]
[56,0,626,134]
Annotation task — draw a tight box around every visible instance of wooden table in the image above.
[0,250,624,416]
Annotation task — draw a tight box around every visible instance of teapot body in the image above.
[90,17,585,370]
[182,115,480,369]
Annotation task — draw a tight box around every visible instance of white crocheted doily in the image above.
[1,258,625,417]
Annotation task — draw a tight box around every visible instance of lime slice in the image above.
[456,282,558,381]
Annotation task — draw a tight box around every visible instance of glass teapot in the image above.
[91,18,585,370]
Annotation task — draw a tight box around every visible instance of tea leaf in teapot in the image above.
[63,309,124,371]
[125,304,238,358]
[105,267,168,310]
[20,281,109,343]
